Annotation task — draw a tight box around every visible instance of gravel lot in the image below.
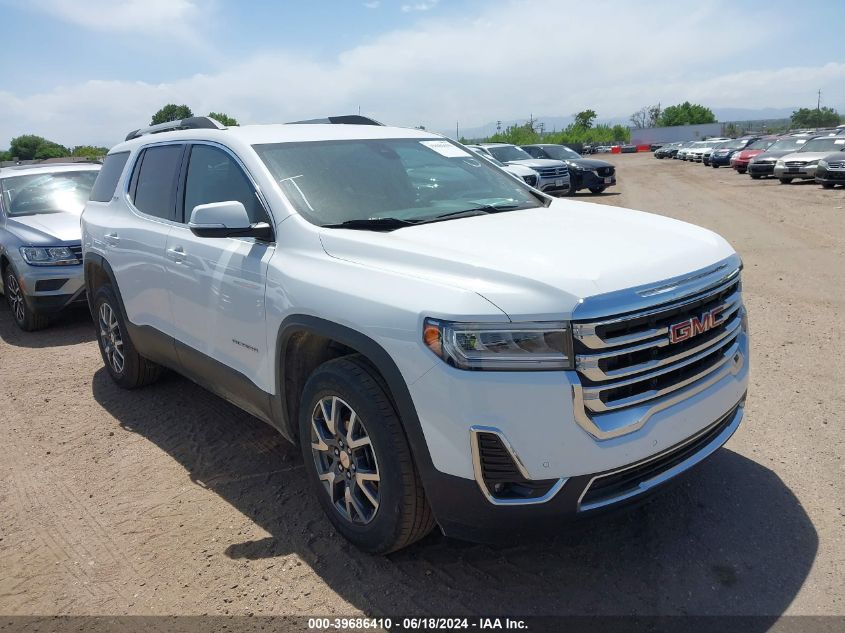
[0,152,842,620]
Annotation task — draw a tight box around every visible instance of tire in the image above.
[299,355,435,554]
[750,174,762,180]
[4,267,49,331]
[779,178,792,185]
[92,285,162,389]
[588,187,606,194]
[821,183,834,189]
[737,169,746,174]
[712,164,720,169]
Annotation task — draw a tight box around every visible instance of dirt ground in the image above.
[0,153,842,619]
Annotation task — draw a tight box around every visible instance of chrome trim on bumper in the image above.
[469,426,566,506]
[577,400,744,512]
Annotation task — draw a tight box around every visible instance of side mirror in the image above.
[188,201,273,241]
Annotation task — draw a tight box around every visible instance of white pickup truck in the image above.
[82,116,749,553]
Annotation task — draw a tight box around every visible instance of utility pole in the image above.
[496,120,502,133]
[456,121,459,140]
[817,89,822,112]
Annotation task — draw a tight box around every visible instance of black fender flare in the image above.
[273,315,439,490]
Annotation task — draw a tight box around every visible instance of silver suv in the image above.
[475,143,571,195]
[1,163,100,330]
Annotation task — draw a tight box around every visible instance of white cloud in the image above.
[20,0,210,46]
[363,1,380,8]
[1,0,843,148]
[401,0,439,12]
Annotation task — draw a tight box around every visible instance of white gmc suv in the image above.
[82,116,749,553]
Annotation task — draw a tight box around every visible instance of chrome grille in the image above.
[785,161,806,167]
[537,166,568,178]
[827,161,845,169]
[573,271,742,418]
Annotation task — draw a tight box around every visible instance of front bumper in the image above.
[426,399,745,542]
[711,153,733,167]
[537,174,571,195]
[571,170,616,192]
[774,164,817,179]
[16,263,86,314]
[748,162,776,176]
[815,166,845,185]
[732,159,750,171]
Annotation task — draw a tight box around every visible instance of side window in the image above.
[89,151,130,202]
[183,145,268,224]
[132,144,184,220]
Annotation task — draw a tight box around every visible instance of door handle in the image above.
[103,233,120,246]
[166,246,186,262]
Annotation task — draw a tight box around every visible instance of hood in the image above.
[4,213,82,244]
[779,151,842,162]
[502,164,537,177]
[565,158,613,170]
[746,149,792,160]
[505,158,566,170]
[319,200,735,318]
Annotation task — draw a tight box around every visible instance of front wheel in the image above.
[4,267,49,331]
[750,174,762,180]
[821,183,834,189]
[779,178,792,184]
[93,285,162,389]
[299,355,435,554]
[588,187,607,194]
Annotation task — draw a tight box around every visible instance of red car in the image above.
[731,136,779,173]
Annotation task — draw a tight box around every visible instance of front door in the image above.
[164,143,275,393]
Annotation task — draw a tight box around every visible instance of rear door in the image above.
[164,142,275,392]
[108,143,185,335]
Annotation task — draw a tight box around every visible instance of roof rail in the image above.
[125,116,227,141]
[286,114,384,126]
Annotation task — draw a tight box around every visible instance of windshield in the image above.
[534,145,581,160]
[798,137,845,153]
[767,138,808,152]
[1,170,98,217]
[719,139,750,150]
[747,138,776,150]
[485,145,533,162]
[253,138,544,227]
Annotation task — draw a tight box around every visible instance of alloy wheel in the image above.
[6,272,25,324]
[310,396,381,524]
[98,302,125,374]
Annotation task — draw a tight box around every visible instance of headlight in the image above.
[423,318,573,371]
[19,246,79,266]
[806,159,819,166]
[818,159,828,168]
[776,159,785,167]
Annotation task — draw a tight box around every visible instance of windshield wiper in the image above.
[415,203,528,225]
[322,217,417,231]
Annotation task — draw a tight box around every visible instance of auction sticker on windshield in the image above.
[420,140,471,157]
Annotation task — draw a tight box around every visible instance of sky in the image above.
[1,0,844,148]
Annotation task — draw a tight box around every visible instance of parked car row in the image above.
[1,115,750,554]
[469,143,617,195]
[655,129,845,189]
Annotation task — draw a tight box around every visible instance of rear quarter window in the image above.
[89,152,130,202]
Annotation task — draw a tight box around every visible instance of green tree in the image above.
[488,122,541,145]
[9,134,49,160]
[207,111,239,126]
[573,109,597,129]
[790,107,840,128]
[0,149,10,162]
[150,104,194,125]
[658,102,716,126]
[71,145,108,158]
[33,142,70,160]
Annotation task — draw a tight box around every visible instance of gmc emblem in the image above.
[669,305,727,344]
